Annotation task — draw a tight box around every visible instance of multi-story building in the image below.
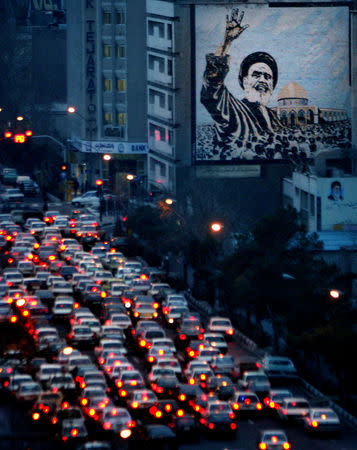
[67,0,147,193]
[146,0,353,234]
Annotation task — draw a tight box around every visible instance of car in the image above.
[257,429,291,450]
[259,355,298,379]
[303,407,341,434]
[238,371,271,396]
[211,354,236,377]
[15,381,42,403]
[208,316,235,338]
[126,389,157,415]
[98,406,135,439]
[277,397,310,422]
[200,400,236,434]
[203,333,228,354]
[71,190,115,208]
[134,424,178,449]
[58,418,88,443]
[232,391,263,414]
[31,391,63,422]
[67,325,97,348]
[263,389,293,412]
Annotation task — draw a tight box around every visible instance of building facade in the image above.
[145,0,353,234]
[67,0,147,194]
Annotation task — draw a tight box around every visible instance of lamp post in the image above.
[67,105,103,180]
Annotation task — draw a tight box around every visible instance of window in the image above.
[148,55,165,73]
[104,112,113,124]
[118,113,126,125]
[103,12,111,24]
[117,45,126,58]
[160,162,166,177]
[167,59,172,76]
[116,12,125,24]
[149,158,155,174]
[310,194,315,215]
[149,123,165,141]
[301,190,308,209]
[149,89,165,108]
[117,79,126,92]
[167,23,172,40]
[148,20,165,38]
[103,45,112,58]
[104,79,112,91]
[167,95,173,111]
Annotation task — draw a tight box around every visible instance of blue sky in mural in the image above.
[196,5,350,124]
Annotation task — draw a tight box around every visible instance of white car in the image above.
[208,316,235,338]
[257,430,291,450]
[277,397,310,422]
[71,191,100,207]
[303,407,341,434]
[259,355,298,379]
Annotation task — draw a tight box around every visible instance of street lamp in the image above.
[164,198,174,205]
[329,289,342,300]
[103,154,112,161]
[210,222,224,233]
[16,116,24,121]
[126,174,135,181]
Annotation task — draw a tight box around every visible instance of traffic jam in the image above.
[0,210,346,449]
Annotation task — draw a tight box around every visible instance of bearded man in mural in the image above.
[201,8,282,157]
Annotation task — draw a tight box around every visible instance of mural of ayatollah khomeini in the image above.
[201,8,282,149]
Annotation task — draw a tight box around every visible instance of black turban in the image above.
[239,52,278,90]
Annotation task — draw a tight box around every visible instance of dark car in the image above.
[133,424,178,450]
[60,266,78,281]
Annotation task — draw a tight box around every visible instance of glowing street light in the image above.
[67,106,76,114]
[103,154,112,161]
[126,174,135,181]
[210,222,224,233]
[329,289,341,300]
[16,116,24,121]
[165,198,174,205]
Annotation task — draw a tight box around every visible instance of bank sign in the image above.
[73,140,148,154]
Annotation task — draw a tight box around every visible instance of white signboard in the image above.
[71,140,148,154]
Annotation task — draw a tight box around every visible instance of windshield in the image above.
[210,403,230,413]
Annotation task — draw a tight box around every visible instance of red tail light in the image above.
[198,334,204,340]
[311,421,318,428]
[177,409,184,417]
[178,394,186,401]
[179,334,186,340]
[71,428,78,437]
[232,402,240,410]
[32,412,40,420]
[230,422,237,430]
[165,404,172,412]
[259,444,267,450]
[256,403,263,410]
[103,422,112,430]
[155,410,163,418]
[208,423,214,430]
[131,401,139,409]
[81,398,88,406]
[283,443,291,450]
[229,412,235,419]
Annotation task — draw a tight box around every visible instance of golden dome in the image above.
[278,82,308,100]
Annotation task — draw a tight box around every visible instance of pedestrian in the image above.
[73,177,79,196]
